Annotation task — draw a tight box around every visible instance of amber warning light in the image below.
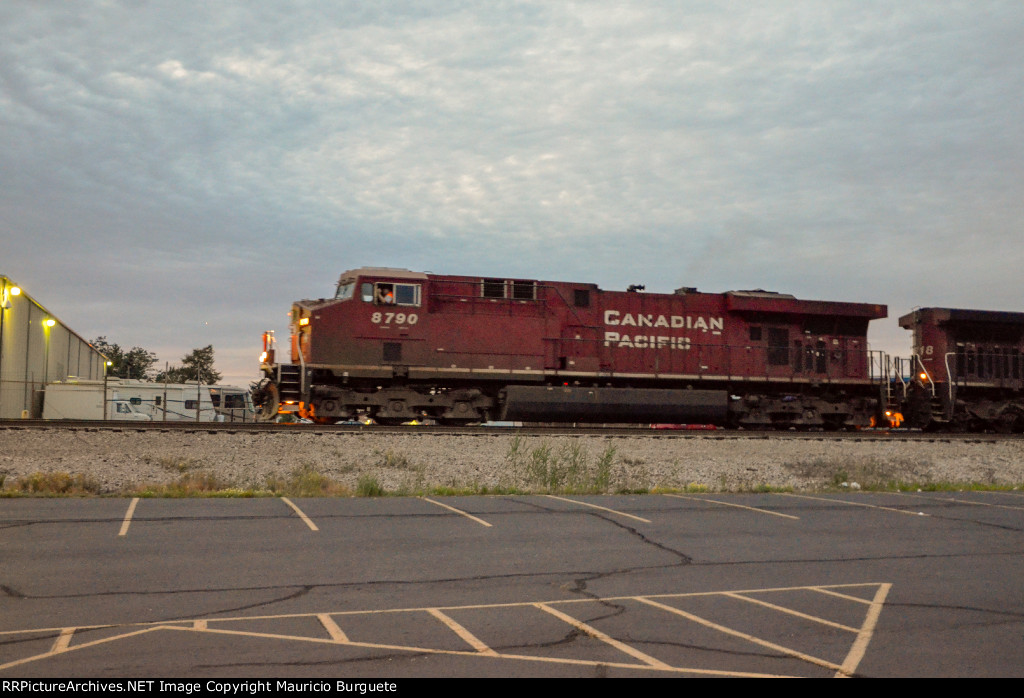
[261,332,276,365]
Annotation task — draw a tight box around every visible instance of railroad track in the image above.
[2,419,1020,442]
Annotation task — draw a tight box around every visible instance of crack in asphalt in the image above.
[153,585,316,623]
[0,584,26,598]
[885,601,1024,621]
[549,510,695,633]
[473,503,698,647]
[2,549,1022,603]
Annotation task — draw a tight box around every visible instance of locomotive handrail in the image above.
[913,353,936,397]
[945,352,957,406]
[298,340,307,398]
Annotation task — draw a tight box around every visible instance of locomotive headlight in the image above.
[919,372,928,381]
[260,351,268,363]
[299,317,310,326]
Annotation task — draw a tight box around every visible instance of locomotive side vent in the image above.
[383,342,402,363]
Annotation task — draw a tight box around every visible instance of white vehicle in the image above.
[208,385,256,422]
[42,381,151,421]
[105,379,219,422]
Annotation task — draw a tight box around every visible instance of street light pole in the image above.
[0,280,19,417]
[102,360,111,420]
[0,280,6,415]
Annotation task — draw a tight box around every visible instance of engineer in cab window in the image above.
[376,284,395,304]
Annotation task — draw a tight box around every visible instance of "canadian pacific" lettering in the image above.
[602,310,723,350]
[603,310,723,331]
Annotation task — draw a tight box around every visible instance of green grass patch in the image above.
[356,475,385,497]
[265,463,350,497]
[504,437,623,493]
[750,483,794,493]
[132,472,265,498]
[864,481,1021,493]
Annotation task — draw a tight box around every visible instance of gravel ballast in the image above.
[2,428,1023,494]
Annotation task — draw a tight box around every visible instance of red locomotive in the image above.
[896,308,1024,431]
[258,267,889,428]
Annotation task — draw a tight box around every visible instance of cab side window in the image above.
[372,282,420,306]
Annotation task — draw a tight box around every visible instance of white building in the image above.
[0,275,106,419]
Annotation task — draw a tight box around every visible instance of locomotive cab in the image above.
[898,308,1024,431]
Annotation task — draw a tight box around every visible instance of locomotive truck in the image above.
[256,267,889,428]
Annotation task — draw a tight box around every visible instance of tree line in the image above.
[90,337,222,384]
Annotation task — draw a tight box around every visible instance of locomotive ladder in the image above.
[276,364,304,405]
[878,353,906,413]
[914,353,951,422]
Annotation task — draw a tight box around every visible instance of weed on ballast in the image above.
[266,463,350,497]
[1,471,103,496]
[504,437,621,493]
[133,471,262,498]
[378,449,418,470]
[157,457,204,474]
[787,456,937,490]
[870,480,1020,493]
[356,475,385,497]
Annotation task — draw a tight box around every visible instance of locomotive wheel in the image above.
[255,380,280,422]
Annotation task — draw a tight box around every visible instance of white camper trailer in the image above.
[42,380,151,421]
[208,385,256,422]
[106,379,219,421]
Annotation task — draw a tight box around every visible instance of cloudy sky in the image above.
[3,1,1022,385]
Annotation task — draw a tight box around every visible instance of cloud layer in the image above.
[3,1,1022,381]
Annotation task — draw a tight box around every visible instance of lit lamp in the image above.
[1,284,20,310]
[43,317,56,385]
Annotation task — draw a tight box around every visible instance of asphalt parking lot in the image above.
[2,491,1022,677]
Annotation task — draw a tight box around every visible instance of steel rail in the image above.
[2,419,1021,441]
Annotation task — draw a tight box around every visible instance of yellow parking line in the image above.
[175,624,787,676]
[836,583,891,678]
[428,608,498,656]
[317,614,349,643]
[663,493,799,519]
[0,583,887,636]
[534,602,671,669]
[118,498,139,537]
[812,587,875,604]
[0,627,163,672]
[723,592,858,632]
[2,583,888,678]
[780,492,929,516]
[50,628,74,654]
[281,497,319,531]
[420,497,493,527]
[543,495,651,523]
[635,596,844,674]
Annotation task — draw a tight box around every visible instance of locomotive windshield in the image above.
[334,282,355,300]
